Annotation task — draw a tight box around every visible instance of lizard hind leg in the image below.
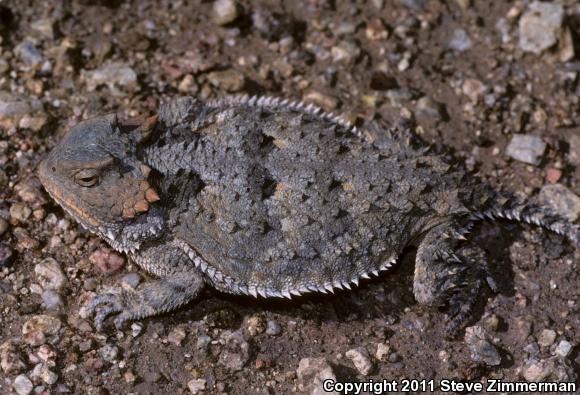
[87,241,205,331]
[413,226,496,337]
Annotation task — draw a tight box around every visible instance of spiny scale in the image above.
[176,239,399,299]
[207,94,361,137]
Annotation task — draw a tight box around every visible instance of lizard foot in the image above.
[87,289,141,331]
[86,271,205,331]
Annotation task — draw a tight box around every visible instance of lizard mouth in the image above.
[41,179,102,230]
[38,160,103,231]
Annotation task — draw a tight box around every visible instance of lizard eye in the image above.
[74,168,100,187]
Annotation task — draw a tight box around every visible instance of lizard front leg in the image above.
[87,241,205,330]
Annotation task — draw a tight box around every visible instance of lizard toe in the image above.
[88,293,125,331]
[113,313,131,329]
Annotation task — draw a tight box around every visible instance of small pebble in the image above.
[78,340,94,353]
[0,341,26,374]
[188,378,207,394]
[100,344,119,363]
[37,345,56,362]
[10,202,32,223]
[40,365,58,385]
[167,327,187,346]
[124,370,137,384]
[545,168,562,184]
[505,134,546,165]
[212,0,240,26]
[464,326,501,366]
[35,258,67,290]
[131,323,143,337]
[89,248,125,274]
[335,21,356,36]
[483,314,500,332]
[514,317,533,341]
[331,40,360,63]
[30,18,55,39]
[518,1,564,55]
[537,184,580,222]
[365,18,389,41]
[537,329,557,347]
[345,347,373,376]
[0,91,45,128]
[23,331,46,346]
[296,357,338,395]
[566,134,580,166]
[399,0,425,10]
[265,320,281,336]
[456,0,471,10]
[82,62,138,92]
[416,96,445,121]
[22,315,61,336]
[388,352,401,363]
[303,91,338,111]
[196,335,211,350]
[524,342,540,356]
[554,340,572,357]
[15,41,43,67]
[207,69,245,92]
[449,28,472,52]
[375,343,390,361]
[520,355,575,382]
[245,315,266,336]
[462,79,487,102]
[218,330,250,371]
[13,374,33,395]
[41,290,64,309]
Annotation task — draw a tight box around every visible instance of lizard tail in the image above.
[471,199,579,248]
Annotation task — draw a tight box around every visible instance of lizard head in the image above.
[39,114,163,251]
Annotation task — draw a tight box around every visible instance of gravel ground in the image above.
[0,0,579,394]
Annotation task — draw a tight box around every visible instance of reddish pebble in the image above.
[37,345,56,362]
[89,248,125,274]
[23,330,46,346]
[83,357,105,372]
[255,358,271,370]
[545,168,562,183]
[167,327,186,346]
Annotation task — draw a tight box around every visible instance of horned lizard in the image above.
[38,96,578,335]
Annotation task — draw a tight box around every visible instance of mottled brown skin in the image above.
[38,96,578,334]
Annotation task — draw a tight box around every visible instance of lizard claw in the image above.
[113,314,130,329]
[87,292,125,331]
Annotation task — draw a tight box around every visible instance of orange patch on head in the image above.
[145,188,160,202]
[140,164,152,177]
[122,207,136,219]
[139,180,151,191]
[42,182,101,228]
[134,199,149,213]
